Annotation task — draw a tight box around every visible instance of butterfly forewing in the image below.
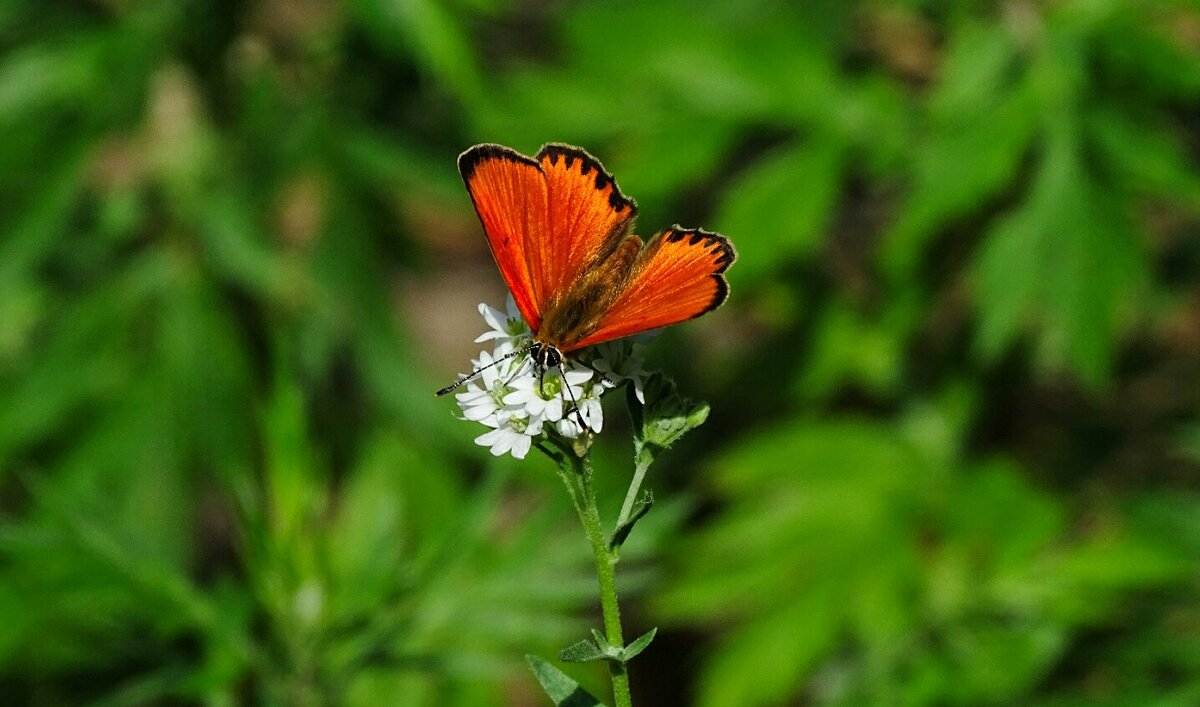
[459,143,641,337]
[458,145,548,331]
[535,144,637,312]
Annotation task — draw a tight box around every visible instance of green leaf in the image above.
[525,655,607,707]
[883,22,1036,281]
[589,628,612,654]
[609,490,653,551]
[350,0,482,105]
[557,639,607,664]
[620,627,657,663]
[972,129,1146,388]
[712,138,843,283]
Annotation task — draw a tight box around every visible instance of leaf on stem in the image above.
[609,490,653,551]
[559,638,608,663]
[621,627,658,662]
[526,654,608,706]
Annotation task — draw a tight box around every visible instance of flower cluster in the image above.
[454,296,648,459]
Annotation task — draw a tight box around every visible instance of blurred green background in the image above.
[3,0,1200,705]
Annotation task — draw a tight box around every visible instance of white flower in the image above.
[454,348,519,422]
[474,416,535,459]
[556,396,603,437]
[451,300,656,460]
[589,340,648,404]
[474,294,527,345]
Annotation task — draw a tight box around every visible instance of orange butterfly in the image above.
[437,143,736,402]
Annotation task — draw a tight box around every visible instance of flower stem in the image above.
[615,450,653,533]
[573,452,634,707]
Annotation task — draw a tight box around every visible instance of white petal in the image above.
[510,434,532,459]
[491,432,515,456]
[564,368,593,385]
[479,302,508,333]
[503,389,534,406]
[475,427,504,446]
[462,405,497,422]
[584,399,604,432]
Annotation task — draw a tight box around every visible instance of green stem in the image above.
[571,452,634,707]
[615,449,653,532]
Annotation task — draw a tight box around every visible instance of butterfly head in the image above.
[530,341,563,370]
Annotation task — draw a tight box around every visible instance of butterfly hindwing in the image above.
[564,226,736,351]
[458,144,548,331]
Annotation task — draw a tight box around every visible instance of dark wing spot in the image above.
[536,143,638,217]
[665,225,737,273]
[704,275,730,314]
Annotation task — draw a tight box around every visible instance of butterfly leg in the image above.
[558,363,592,434]
[502,354,533,389]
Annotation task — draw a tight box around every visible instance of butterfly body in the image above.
[438,142,735,403]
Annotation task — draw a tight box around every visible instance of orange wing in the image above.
[566,226,736,351]
[533,144,637,312]
[459,145,548,331]
[458,143,637,334]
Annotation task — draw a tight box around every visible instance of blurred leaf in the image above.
[795,298,904,400]
[883,21,1037,281]
[714,138,843,284]
[1089,107,1200,210]
[351,0,482,104]
[973,129,1147,387]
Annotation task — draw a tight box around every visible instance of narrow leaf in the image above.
[610,490,654,551]
[620,627,658,663]
[590,628,613,654]
[558,639,607,663]
[526,655,607,707]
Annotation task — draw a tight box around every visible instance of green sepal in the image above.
[609,490,653,551]
[526,655,608,706]
[628,373,710,460]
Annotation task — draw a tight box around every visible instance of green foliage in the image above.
[3,0,1199,705]
[658,421,1189,707]
[528,655,607,707]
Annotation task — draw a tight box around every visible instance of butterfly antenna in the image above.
[558,364,591,433]
[435,343,536,397]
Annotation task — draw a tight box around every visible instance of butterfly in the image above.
[437,143,736,419]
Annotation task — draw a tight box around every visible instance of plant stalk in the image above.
[572,452,633,707]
